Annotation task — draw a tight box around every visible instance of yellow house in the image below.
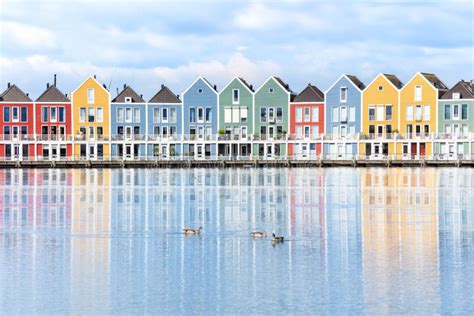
[399,73,448,158]
[71,76,110,159]
[360,73,403,157]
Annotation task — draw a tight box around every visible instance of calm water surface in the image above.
[0,167,473,314]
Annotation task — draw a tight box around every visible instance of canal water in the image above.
[0,168,473,314]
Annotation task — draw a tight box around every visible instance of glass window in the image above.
[260,108,267,123]
[197,108,204,122]
[268,108,275,122]
[12,107,19,121]
[304,107,310,122]
[444,104,451,120]
[415,85,422,101]
[376,106,384,121]
[385,105,392,120]
[296,126,302,138]
[21,126,27,135]
[87,89,94,103]
[240,107,247,123]
[224,108,232,123]
[461,104,468,120]
[415,105,422,120]
[189,108,195,123]
[88,107,95,122]
[125,108,132,122]
[349,107,355,122]
[3,107,10,122]
[406,105,413,120]
[304,126,310,138]
[58,107,65,122]
[312,126,319,138]
[42,107,48,122]
[50,107,57,122]
[312,107,319,122]
[232,107,239,123]
[340,87,347,102]
[21,107,27,122]
[205,108,211,123]
[170,107,176,123]
[368,106,375,121]
[232,89,239,103]
[117,108,124,123]
[276,108,283,123]
[340,106,348,122]
[332,107,339,122]
[296,107,302,122]
[97,108,103,122]
[423,105,430,121]
[154,108,161,123]
[133,108,140,123]
[162,108,168,122]
[80,108,86,122]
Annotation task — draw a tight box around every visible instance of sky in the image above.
[0,0,473,99]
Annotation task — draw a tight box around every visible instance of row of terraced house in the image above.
[0,73,473,161]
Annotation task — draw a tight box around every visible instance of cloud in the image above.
[1,21,57,50]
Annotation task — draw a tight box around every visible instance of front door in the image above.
[411,143,417,159]
[125,144,132,159]
[161,145,168,159]
[196,144,203,158]
[13,144,20,160]
[89,145,96,160]
[51,144,59,160]
[419,143,426,157]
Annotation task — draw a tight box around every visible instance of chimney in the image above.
[65,93,68,98]
[161,84,164,89]
[123,84,126,90]
[93,74,96,79]
[47,83,50,89]
[213,84,217,91]
[7,82,10,88]
[177,94,180,99]
[116,88,119,96]
[470,79,474,86]
[103,84,107,89]
[54,74,57,86]
[26,93,29,97]
[250,85,253,91]
[140,94,143,100]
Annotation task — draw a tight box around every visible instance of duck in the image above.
[272,233,284,243]
[183,226,202,235]
[250,231,267,238]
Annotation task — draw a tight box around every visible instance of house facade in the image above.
[35,77,72,160]
[110,84,146,159]
[254,76,294,158]
[324,74,365,159]
[182,77,218,158]
[399,72,448,158]
[71,76,111,159]
[435,80,474,158]
[288,84,324,158]
[218,77,254,158]
[0,83,35,160]
[147,84,182,158]
[360,73,402,158]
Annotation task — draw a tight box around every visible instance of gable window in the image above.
[87,88,94,103]
[406,105,413,120]
[42,107,49,122]
[224,107,232,123]
[269,88,274,93]
[80,107,86,122]
[97,108,103,123]
[452,93,460,99]
[423,105,430,121]
[444,104,450,120]
[189,108,195,123]
[3,107,10,122]
[378,86,383,91]
[117,108,124,123]
[205,108,212,123]
[170,107,177,123]
[260,108,267,123]
[296,107,302,123]
[304,107,310,122]
[198,88,203,93]
[312,107,319,122]
[50,107,57,122]
[462,104,468,120]
[386,105,392,121]
[21,107,27,122]
[368,106,375,121]
[133,108,140,123]
[232,89,239,104]
[58,107,65,122]
[415,85,422,101]
[340,87,347,102]
[12,107,19,122]
[125,97,132,103]
[453,104,459,120]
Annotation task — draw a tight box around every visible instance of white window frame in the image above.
[232,107,240,123]
[304,107,310,122]
[340,87,347,103]
[224,107,232,123]
[406,105,413,121]
[41,106,48,123]
[332,106,339,123]
[50,107,57,123]
[170,107,177,123]
[87,88,94,104]
[79,107,86,123]
[162,107,169,123]
[117,108,124,123]
[12,106,19,122]
[296,107,302,123]
[349,106,355,122]
[312,107,319,122]
[96,107,103,123]
[340,106,348,122]
[423,105,430,121]
[376,105,384,122]
[153,108,160,123]
[197,107,204,123]
[125,97,132,103]
[415,85,422,101]
[133,108,140,123]
[232,89,239,104]
[240,107,247,123]
[125,107,132,123]
[453,104,460,120]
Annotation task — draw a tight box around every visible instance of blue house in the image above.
[324,74,365,158]
[182,77,218,158]
[111,84,146,159]
[147,84,182,158]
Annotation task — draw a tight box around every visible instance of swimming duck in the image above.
[250,231,267,238]
[272,233,284,243]
[183,226,202,235]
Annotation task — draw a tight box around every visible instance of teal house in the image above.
[436,80,474,158]
[218,77,254,158]
[253,76,295,158]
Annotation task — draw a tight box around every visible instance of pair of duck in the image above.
[182,227,283,243]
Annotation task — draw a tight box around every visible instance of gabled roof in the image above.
[0,84,32,102]
[274,76,295,94]
[346,75,366,90]
[293,84,324,102]
[220,77,254,95]
[383,74,404,89]
[420,72,449,91]
[71,75,110,97]
[440,80,474,99]
[112,85,145,103]
[238,77,254,92]
[36,84,69,102]
[256,76,297,101]
[149,85,181,103]
[183,76,218,96]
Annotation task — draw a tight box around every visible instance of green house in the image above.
[435,80,474,158]
[218,77,254,158]
[253,76,295,158]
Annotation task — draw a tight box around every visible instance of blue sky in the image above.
[1,0,473,99]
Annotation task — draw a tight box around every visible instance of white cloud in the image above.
[1,21,57,50]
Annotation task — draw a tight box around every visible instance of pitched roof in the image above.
[274,76,295,94]
[112,85,145,103]
[36,84,69,102]
[346,75,365,90]
[203,77,218,92]
[440,80,474,99]
[420,73,449,90]
[149,85,181,103]
[383,74,404,89]
[238,77,254,92]
[294,84,324,102]
[0,84,32,102]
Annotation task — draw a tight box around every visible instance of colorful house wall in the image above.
[399,72,448,158]
[35,80,72,159]
[71,76,111,159]
[0,83,35,160]
[435,80,474,157]
[218,77,254,157]
[253,76,294,157]
[182,77,218,158]
[110,85,146,159]
[324,74,365,158]
[147,85,183,158]
[289,84,324,158]
[360,73,403,158]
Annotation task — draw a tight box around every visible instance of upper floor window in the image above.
[376,105,384,121]
[87,88,94,104]
[125,97,132,103]
[406,105,413,120]
[97,107,103,123]
[153,108,161,123]
[80,107,86,122]
[232,89,239,104]
[88,107,95,122]
[42,107,48,122]
[414,85,422,101]
[198,88,203,94]
[269,88,274,93]
[133,108,140,123]
[50,107,57,122]
[125,108,132,122]
[312,107,319,122]
[385,105,392,121]
[349,106,355,122]
[197,107,204,122]
[58,107,65,123]
[378,86,383,91]
[3,107,10,122]
[205,108,212,123]
[332,107,339,122]
[189,108,196,123]
[170,107,177,123]
[340,106,348,122]
[276,108,283,123]
[117,108,124,123]
[260,108,267,123]
[162,108,168,123]
[444,104,451,120]
[20,107,27,122]
[423,105,430,121]
[304,107,310,122]
[368,106,375,121]
[296,107,302,123]
[453,104,459,120]
[340,87,347,102]
[415,105,422,120]
[12,107,19,122]
[462,104,468,120]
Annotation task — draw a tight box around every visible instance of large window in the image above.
[406,105,413,120]
[462,104,468,120]
[241,107,247,123]
[260,108,267,123]
[423,105,430,121]
[197,108,204,122]
[117,108,124,123]
[332,107,339,122]
[189,108,195,123]
[125,108,132,122]
[304,107,310,122]
[368,106,375,121]
[170,108,177,123]
[453,104,459,120]
[3,107,10,122]
[42,107,48,122]
[162,108,168,122]
[58,107,65,122]
[268,108,275,122]
[340,87,347,102]
[88,107,95,122]
[153,108,160,123]
[21,107,27,122]
[224,107,231,123]
[349,106,355,122]
[12,107,19,122]
[205,108,211,123]
[415,105,422,120]
[444,104,451,120]
[296,107,302,123]
[276,108,282,123]
[414,85,422,101]
[385,105,392,120]
[232,107,239,123]
[80,108,86,122]
[97,108,103,122]
[376,106,384,121]
[312,107,319,122]
[87,89,94,103]
[340,106,348,122]
[133,108,140,123]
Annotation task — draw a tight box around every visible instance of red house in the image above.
[35,76,72,160]
[289,84,325,158]
[0,83,35,160]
